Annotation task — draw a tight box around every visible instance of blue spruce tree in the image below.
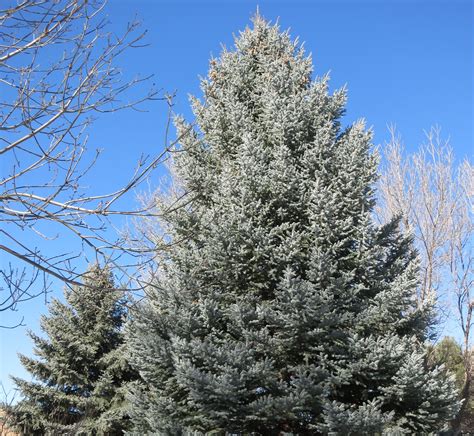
[6,266,135,435]
[126,15,459,434]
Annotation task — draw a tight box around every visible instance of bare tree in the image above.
[0,0,172,325]
[377,126,474,426]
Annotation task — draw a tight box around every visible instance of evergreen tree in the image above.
[127,15,460,434]
[6,265,135,435]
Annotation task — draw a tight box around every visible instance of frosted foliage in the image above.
[126,15,460,434]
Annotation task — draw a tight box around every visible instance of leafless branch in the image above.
[377,125,473,404]
[0,0,178,324]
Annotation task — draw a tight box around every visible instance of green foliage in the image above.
[126,15,460,434]
[5,265,135,435]
[428,336,465,390]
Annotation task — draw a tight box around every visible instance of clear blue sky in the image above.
[1,0,472,398]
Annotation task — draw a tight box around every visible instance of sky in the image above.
[1,0,472,399]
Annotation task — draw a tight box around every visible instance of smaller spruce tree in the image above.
[6,265,135,435]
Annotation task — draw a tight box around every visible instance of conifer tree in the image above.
[6,265,134,435]
[127,15,460,434]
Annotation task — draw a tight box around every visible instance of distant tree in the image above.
[378,128,473,311]
[126,15,460,434]
[4,265,135,435]
[428,337,465,390]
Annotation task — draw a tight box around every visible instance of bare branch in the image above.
[0,0,175,325]
[377,125,473,398]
